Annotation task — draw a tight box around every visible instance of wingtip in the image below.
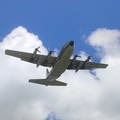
[29,79,34,82]
[64,83,67,86]
[105,64,109,68]
[5,49,8,54]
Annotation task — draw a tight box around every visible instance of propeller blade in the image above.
[36,46,40,49]
[37,50,41,53]
[76,55,81,58]
[87,56,92,61]
[74,55,81,59]
[35,46,41,53]
[49,51,55,55]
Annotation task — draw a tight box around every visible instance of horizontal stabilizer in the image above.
[29,79,67,86]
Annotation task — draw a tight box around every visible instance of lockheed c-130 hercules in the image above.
[5,41,108,86]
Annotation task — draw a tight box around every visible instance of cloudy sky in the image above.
[0,1,120,120]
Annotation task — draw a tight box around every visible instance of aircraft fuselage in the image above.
[46,41,74,82]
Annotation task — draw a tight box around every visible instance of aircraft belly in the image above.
[52,47,73,77]
[46,46,73,82]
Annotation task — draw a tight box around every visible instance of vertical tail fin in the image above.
[46,69,50,77]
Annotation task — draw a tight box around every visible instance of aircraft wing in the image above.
[5,49,57,67]
[5,49,108,70]
[67,59,108,70]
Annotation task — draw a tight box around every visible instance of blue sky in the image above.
[0,0,120,58]
[0,1,120,120]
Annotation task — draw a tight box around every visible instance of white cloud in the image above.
[1,26,120,120]
[86,28,120,120]
[87,28,120,58]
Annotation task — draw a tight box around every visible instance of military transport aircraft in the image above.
[5,41,108,86]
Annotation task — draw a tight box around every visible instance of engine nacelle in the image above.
[75,56,92,72]
[46,51,55,60]
[75,61,83,72]
[36,56,43,67]
[73,55,81,64]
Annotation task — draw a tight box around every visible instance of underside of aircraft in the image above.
[5,41,108,86]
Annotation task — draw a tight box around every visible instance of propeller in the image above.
[49,50,55,55]
[73,55,81,60]
[47,47,55,55]
[35,46,41,53]
[87,56,92,61]
[75,55,81,58]
[72,55,81,64]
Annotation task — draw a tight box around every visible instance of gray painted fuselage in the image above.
[46,41,74,82]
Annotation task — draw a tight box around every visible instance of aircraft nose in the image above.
[69,41,74,46]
